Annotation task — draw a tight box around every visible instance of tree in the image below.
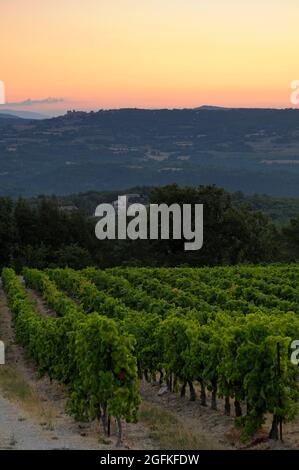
[0,198,16,267]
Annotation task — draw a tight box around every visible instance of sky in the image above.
[0,0,298,114]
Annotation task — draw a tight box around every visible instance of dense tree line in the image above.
[0,185,298,270]
[44,187,299,225]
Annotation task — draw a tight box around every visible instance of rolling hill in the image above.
[0,107,299,197]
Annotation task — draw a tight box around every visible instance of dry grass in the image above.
[139,401,215,450]
[0,364,56,429]
[0,366,33,401]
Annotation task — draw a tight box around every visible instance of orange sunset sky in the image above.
[1,0,298,114]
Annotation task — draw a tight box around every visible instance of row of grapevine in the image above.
[81,267,201,317]
[82,267,176,316]
[2,268,140,445]
[110,266,299,315]
[44,267,299,441]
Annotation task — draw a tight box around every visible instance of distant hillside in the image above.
[0,107,299,197]
[0,113,23,122]
[231,192,299,226]
[0,109,47,119]
[195,105,229,110]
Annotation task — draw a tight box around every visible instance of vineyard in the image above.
[2,264,299,446]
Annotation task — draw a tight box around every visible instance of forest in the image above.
[1,184,299,270]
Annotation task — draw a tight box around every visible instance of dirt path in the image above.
[0,393,95,450]
[0,283,154,450]
[26,286,57,317]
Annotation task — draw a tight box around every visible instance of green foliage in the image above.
[107,264,299,439]
[1,184,299,270]
[3,264,299,441]
[2,267,140,425]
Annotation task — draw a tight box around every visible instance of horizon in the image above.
[1,104,298,120]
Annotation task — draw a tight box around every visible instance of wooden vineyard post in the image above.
[277,342,283,442]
